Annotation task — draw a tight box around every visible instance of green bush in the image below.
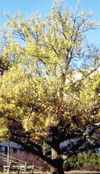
[64,152,100,170]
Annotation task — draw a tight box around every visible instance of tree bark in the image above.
[51,148,64,174]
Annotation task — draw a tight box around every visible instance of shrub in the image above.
[64,152,100,171]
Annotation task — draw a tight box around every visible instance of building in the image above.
[0,141,49,171]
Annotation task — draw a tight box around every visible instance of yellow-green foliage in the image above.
[0,5,100,141]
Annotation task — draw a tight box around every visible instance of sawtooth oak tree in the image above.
[0,4,100,174]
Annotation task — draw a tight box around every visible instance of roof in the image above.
[0,141,22,149]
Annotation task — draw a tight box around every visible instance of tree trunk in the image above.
[50,148,64,174]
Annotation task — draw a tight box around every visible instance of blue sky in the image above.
[0,0,100,46]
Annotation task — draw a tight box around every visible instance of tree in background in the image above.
[0,3,100,174]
